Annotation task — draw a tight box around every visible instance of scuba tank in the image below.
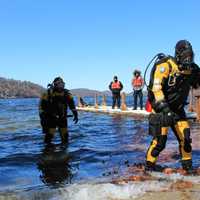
[144,53,167,112]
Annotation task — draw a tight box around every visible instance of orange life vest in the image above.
[111,81,121,89]
[132,77,143,87]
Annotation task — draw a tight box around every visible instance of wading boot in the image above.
[182,159,193,174]
[145,161,163,172]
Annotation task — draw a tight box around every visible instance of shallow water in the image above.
[0,98,200,200]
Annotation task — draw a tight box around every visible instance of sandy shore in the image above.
[135,183,200,200]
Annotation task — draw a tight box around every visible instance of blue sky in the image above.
[0,0,199,92]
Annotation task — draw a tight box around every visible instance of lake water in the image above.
[0,98,200,200]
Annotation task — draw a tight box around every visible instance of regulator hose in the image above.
[144,53,166,89]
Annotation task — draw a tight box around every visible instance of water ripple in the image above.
[0,98,200,198]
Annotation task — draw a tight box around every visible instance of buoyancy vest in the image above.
[111,81,121,89]
[132,77,143,87]
[46,89,70,117]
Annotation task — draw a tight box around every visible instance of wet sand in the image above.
[135,183,200,200]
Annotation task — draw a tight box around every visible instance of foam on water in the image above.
[2,172,200,200]
[6,180,169,200]
[151,171,200,184]
[53,180,170,200]
[55,172,200,200]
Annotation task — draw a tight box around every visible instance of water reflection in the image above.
[37,144,73,186]
[110,115,129,147]
[111,115,124,124]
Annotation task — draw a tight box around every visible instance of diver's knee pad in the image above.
[151,135,167,157]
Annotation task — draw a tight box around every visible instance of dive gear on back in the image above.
[144,53,167,89]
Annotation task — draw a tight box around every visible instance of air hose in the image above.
[143,53,166,90]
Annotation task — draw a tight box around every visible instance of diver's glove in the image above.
[72,110,78,124]
[155,101,179,126]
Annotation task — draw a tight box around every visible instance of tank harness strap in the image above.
[47,88,53,103]
[166,61,172,74]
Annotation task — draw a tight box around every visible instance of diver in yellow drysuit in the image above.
[145,40,200,171]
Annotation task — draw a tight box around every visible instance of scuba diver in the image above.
[109,75,123,109]
[132,69,144,110]
[145,40,200,172]
[39,77,78,144]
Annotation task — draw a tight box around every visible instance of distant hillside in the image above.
[0,78,112,99]
[70,88,112,96]
[0,77,45,98]
[70,88,149,97]
[0,77,160,99]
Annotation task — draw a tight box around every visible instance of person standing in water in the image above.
[39,77,78,144]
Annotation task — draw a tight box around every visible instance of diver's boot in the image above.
[145,161,163,172]
[182,159,193,173]
[61,135,69,144]
[145,161,156,172]
[60,129,69,145]
[44,133,53,144]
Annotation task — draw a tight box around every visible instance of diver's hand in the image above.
[161,109,179,126]
[156,102,179,126]
[72,110,78,124]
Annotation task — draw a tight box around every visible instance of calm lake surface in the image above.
[0,98,200,200]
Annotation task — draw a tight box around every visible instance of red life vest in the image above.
[111,81,121,89]
[132,77,143,87]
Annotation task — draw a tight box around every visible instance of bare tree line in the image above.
[0,77,45,98]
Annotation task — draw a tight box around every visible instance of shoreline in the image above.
[135,183,200,200]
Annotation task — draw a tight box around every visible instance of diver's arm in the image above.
[109,82,112,91]
[39,93,48,116]
[38,92,49,133]
[120,81,123,91]
[191,63,200,88]
[66,93,78,124]
[151,62,170,112]
[150,63,179,126]
[141,77,144,90]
